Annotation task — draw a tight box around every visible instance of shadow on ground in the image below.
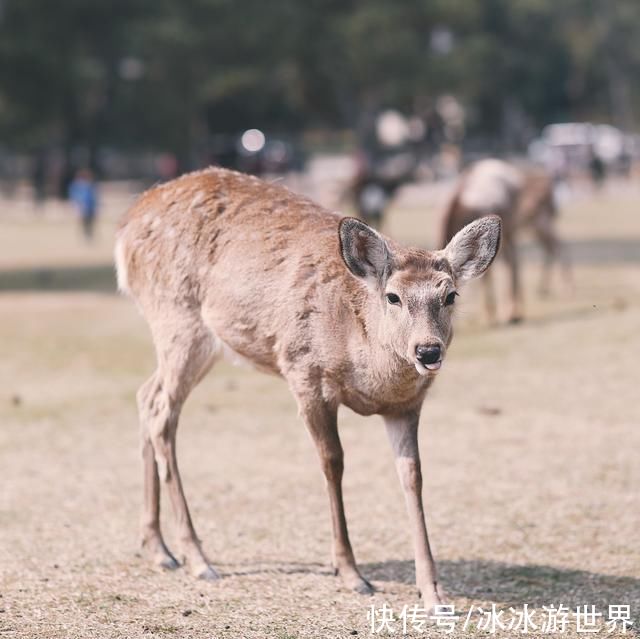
[364,558,640,611]
[219,561,334,578]
[206,557,639,614]
[0,263,116,292]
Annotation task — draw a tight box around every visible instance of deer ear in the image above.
[339,217,392,285]
[444,215,501,282]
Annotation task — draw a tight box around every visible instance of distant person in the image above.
[588,148,606,189]
[156,152,179,182]
[32,150,47,210]
[60,161,76,200]
[68,168,98,240]
[344,110,420,228]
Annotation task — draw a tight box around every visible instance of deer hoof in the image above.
[336,566,375,595]
[157,554,180,571]
[354,578,375,595]
[197,564,221,581]
[142,536,180,571]
[420,583,446,613]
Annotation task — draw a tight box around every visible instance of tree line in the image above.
[0,0,637,169]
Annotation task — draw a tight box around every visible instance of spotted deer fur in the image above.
[115,167,501,608]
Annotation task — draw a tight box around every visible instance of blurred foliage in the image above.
[0,0,638,164]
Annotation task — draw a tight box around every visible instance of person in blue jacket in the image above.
[68,168,98,240]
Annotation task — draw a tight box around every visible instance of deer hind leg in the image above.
[138,374,179,570]
[482,268,498,325]
[534,215,572,297]
[137,311,219,580]
[501,237,524,323]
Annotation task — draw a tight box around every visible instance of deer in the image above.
[441,158,571,323]
[115,167,501,610]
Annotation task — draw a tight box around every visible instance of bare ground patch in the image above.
[1,188,639,638]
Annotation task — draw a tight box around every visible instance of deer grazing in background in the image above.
[115,167,501,609]
[442,158,572,323]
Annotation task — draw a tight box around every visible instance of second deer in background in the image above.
[442,158,572,323]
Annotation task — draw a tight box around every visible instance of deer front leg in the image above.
[298,396,374,595]
[384,412,444,609]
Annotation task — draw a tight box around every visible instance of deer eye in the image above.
[444,291,458,306]
[386,293,401,305]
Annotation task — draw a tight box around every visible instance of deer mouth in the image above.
[414,360,442,375]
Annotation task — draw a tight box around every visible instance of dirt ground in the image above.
[0,178,639,638]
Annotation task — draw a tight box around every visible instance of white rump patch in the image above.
[114,237,130,294]
[460,159,524,211]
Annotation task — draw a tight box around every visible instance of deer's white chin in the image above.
[415,361,442,376]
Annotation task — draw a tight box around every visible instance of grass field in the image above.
[1,178,639,638]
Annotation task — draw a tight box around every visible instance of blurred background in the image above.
[0,0,639,197]
[1,2,639,638]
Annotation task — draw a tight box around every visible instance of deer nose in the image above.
[416,344,441,366]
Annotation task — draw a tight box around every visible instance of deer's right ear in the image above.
[339,217,392,285]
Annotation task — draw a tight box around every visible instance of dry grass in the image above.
[0,181,639,638]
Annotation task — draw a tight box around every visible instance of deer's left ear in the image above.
[444,215,501,282]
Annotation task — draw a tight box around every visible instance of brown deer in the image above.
[442,158,571,323]
[115,167,501,609]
